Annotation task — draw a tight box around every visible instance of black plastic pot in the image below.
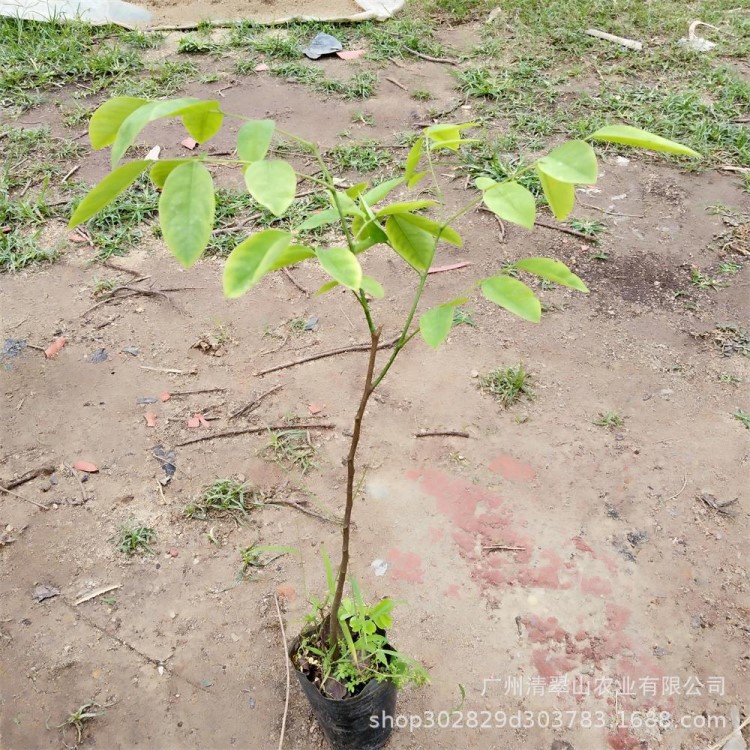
[290,635,398,750]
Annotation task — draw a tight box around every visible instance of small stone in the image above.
[470,369,479,378]
[169,611,177,619]
[169,548,179,558]
[230,633,240,642]
[551,741,575,750]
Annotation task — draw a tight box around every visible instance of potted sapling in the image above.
[70,96,698,748]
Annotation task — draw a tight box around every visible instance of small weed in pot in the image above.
[71,96,699,748]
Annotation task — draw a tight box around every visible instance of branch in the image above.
[254,335,400,377]
[176,422,335,447]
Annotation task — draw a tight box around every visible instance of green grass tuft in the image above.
[479,365,533,407]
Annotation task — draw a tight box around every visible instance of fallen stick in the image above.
[82,286,172,316]
[404,47,459,65]
[427,262,472,275]
[274,593,291,750]
[140,366,197,375]
[577,200,644,218]
[65,464,88,505]
[704,713,750,750]
[0,484,49,510]
[282,267,309,296]
[229,384,283,420]
[61,165,80,183]
[74,584,121,606]
[534,219,596,241]
[170,388,227,397]
[2,465,55,490]
[255,335,401,377]
[585,28,643,51]
[483,545,526,552]
[265,498,338,524]
[415,430,470,438]
[176,422,335,447]
[386,77,408,91]
[666,476,688,501]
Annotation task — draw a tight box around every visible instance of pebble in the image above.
[169,548,179,558]
[470,369,479,378]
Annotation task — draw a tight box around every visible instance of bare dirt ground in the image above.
[2,28,750,750]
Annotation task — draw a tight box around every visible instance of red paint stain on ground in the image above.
[488,454,536,482]
[607,728,641,750]
[581,575,613,596]
[444,584,461,598]
[387,548,424,584]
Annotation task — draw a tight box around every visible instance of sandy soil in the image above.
[1,54,749,750]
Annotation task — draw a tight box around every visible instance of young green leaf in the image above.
[159,161,215,268]
[360,275,384,298]
[298,207,340,231]
[111,97,200,166]
[589,125,701,157]
[315,280,340,296]
[397,213,462,246]
[536,168,575,220]
[266,244,315,271]
[346,182,368,199]
[69,160,149,228]
[181,101,223,144]
[376,200,437,217]
[237,119,275,163]
[316,247,363,290]
[536,140,598,184]
[361,176,404,206]
[244,160,297,216]
[481,275,541,322]
[89,96,148,150]
[480,181,536,230]
[150,159,189,189]
[385,215,436,271]
[474,176,495,191]
[419,304,454,348]
[404,138,424,187]
[425,123,477,152]
[352,215,388,250]
[514,257,588,292]
[223,229,292,297]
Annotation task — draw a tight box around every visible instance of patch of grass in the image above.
[251,32,301,60]
[732,409,750,429]
[352,110,375,126]
[411,89,433,101]
[359,19,447,62]
[271,60,325,86]
[719,261,742,275]
[120,30,165,49]
[0,18,142,110]
[0,233,57,272]
[707,326,750,358]
[263,429,316,474]
[452,308,476,327]
[62,103,95,128]
[238,544,293,580]
[92,277,118,296]
[424,0,491,22]
[116,522,156,555]
[718,372,742,385]
[55,702,103,746]
[690,267,727,290]
[177,35,220,54]
[569,218,606,239]
[588,250,610,262]
[184,479,264,520]
[270,62,377,100]
[593,411,625,429]
[460,147,544,201]
[479,364,533,407]
[110,60,198,99]
[328,139,392,173]
[72,175,159,260]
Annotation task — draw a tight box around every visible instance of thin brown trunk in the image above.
[327,326,382,648]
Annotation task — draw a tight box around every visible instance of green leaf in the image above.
[315,280,340,296]
[316,247,362,290]
[150,159,189,188]
[360,275,384,298]
[404,138,424,186]
[514,257,588,292]
[111,97,200,166]
[267,244,315,271]
[385,215,436,271]
[223,229,292,297]
[181,101,223,144]
[536,167,575,220]
[419,304,454,348]
[346,182,368,199]
[89,96,148,150]
[425,123,478,152]
[362,176,404,206]
[536,140,598,184]
[352,215,388,250]
[330,191,361,217]
[481,181,536,230]
[474,176,495,190]
[159,161,215,268]
[298,207,339,230]
[589,125,701,157]
[244,160,297,217]
[397,213,462,247]
[237,119,275,163]
[481,275,541,322]
[376,200,437,217]
[69,160,149,228]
